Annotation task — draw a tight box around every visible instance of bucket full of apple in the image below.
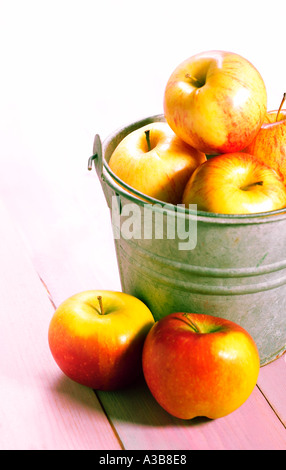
[88,50,286,366]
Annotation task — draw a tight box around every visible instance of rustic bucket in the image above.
[89,114,286,366]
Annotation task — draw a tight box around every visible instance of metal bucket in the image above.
[89,114,286,366]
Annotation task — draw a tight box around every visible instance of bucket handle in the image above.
[88,134,103,179]
[87,134,116,208]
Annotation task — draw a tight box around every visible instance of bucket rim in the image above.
[100,113,286,224]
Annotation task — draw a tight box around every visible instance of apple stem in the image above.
[145,130,151,151]
[241,181,263,191]
[182,313,201,333]
[185,73,204,88]
[97,295,104,315]
[276,93,286,122]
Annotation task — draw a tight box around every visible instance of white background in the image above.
[1,0,285,180]
[0,0,285,297]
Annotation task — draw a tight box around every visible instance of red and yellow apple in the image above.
[182,152,286,214]
[108,122,206,204]
[48,290,155,390]
[142,312,260,420]
[242,94,286,185]
[163,50,267,155]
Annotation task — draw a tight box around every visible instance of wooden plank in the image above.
[0,199,121,450]
[0,164,122,308]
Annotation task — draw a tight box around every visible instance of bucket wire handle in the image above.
[88,134,103,178]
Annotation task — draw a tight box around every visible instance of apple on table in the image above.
[164,50,267,155]
[182,152,286,214]
[108,121,206,204]
[142,312,260,420]
[242,93,286,185]
[48,290,155,391]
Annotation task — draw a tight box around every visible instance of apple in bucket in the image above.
[242,93,286,185]
[142,312,260,420]
[108,121,206,204]
[182,152,286,214]
[48,290,154,390]
[163,50,267,155]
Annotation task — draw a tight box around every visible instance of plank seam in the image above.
[38,275,57,310]
[256,384,286,430]
[95,391,126,450]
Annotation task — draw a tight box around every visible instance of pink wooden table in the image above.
[1,154,286,451]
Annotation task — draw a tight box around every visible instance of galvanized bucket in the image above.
[89,114,286,366]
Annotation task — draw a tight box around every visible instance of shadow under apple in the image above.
[96,375,210,428]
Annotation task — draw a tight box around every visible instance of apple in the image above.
[242,93,286,185]
[48,290,155,390]
[163,50,267,155]
[108,121,206,204]
[142,312,260,420]
[182,152,286,214]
